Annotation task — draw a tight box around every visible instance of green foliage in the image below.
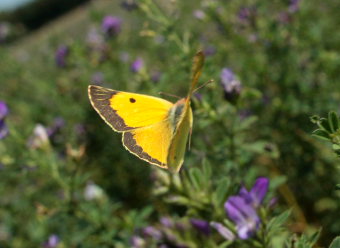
[285,229,321,248]
[312,111,340,156]
[1,0,340,246]
[329,237,340,248]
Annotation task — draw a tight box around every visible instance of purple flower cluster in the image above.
[190,219,211,236]
[238,6,256,24]
[203,45,216,57]
[55,45,69,68]
[102,16,122,37]
[131,57,144,73]
[43,234,59,248]
[0,101,9,139]
[288,0,300,13]
[220,68,242,104]
[131,217,189,248]
[278,0,301,24]
[193,10,206,20]
[213,177,269,240]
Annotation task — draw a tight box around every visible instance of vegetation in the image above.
[0,0,339,247]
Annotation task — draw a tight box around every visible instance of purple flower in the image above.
[131,57,144,73]
[102,16,122,37]
[238,6,256,24]
[0,120,9,139]
[210,222,235,240]
[0,101,9,139]
[131,235,145,248]
[194,93,202,102]
[160,217,173,228]
[224,177,269,239]
[55,45,69,68]
[0,101,9,120]
[151,70,162,83]
[238,7,252,21]
[47,117,65,138]
[193,10,206,20]
[239,177,269,208]
[203,45,216,57]
[288,0,300,13]
[142,226,162,240]
[43,234,59,248]
[225,196,260,239]
[190,219,211,236]
[220,68,242,104]
[268,197,278,209]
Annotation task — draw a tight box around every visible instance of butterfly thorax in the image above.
[168,98,191,133]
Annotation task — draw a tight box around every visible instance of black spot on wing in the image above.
[123,132,166,167]
[88,85,133,131]
[129,98,136,103]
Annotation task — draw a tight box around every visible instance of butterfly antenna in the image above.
[192,79,214,94]
[159,92,181,99]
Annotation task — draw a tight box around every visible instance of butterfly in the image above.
[88,51,205,172]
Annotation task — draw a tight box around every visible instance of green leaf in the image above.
[312,129,330,141]
[329,236,340,248]
[335,184,340,190]
[189,168,202,190]
[213,178,230,206]
[236,116,258,131]
[165,195,190,205]
[310,115,321,124]
[218,240,233,248]
[320,118,333,133]
[308,228,321,246]
[270,175,287,189]
[328,111,339,133]
[267,209,291,231]
[202,159,212,186]
[139,206,153,219]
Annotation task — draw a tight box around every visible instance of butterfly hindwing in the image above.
[88,85,173,132]
[122,120,174,168]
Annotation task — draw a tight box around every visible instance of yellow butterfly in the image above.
[88,51,205,172]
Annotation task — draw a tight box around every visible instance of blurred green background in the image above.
[0,0,339,247]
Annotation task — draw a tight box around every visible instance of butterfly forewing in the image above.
[88,85,173,131]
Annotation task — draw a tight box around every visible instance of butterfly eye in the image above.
[129,98,136,103]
